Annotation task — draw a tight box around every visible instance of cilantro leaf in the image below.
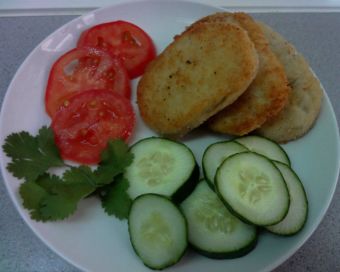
[20,175,66,222]
[38,172,96,221]
[19,180,47,210]
[37,126,62,163]
[63,166,97,189]
[95,140,134,186]
[3,127,64,182]
[39,195,78,221]
[3,131,36,158]
[6,127,135,222]
[36,174,63,193]
[20,173,96,222]
[101,177,132,220]
[40,170,96,200]
[19,177,53,222]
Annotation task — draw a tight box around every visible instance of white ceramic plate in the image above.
[0,1,339,271]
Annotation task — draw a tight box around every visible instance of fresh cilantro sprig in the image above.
[3,127,134,221]
[19,173,94,221]
[3,126,64,182]
[100,176,132,220]
[95,140,134,186]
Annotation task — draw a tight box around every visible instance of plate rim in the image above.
[0,1,339,271]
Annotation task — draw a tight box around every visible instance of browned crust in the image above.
[137,21,259,137]
[200,12,290,136]
[255,21,323,143]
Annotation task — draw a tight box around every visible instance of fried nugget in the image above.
[137,22,258,137]
[196,12,290,136]
[255,22,323,143]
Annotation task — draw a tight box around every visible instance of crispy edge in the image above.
[255,21,323,143]
[137,21,259,137]
[199,12,290,135]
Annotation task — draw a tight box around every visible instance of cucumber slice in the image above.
[235,135,290,165]
[266,162,308,235]
[128,194,188,270]
[202,141,247,189]
[215,152,290,226]
[124,137,198,202]
[181,180,257,259]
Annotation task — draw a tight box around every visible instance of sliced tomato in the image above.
[77,20,156,79]
[45,47,131,118]
[51,89,135,164]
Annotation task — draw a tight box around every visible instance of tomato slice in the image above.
[51,89,135,164]
[45,47,131,118]
[77,21,156,79]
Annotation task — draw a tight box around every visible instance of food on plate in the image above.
[3,123,309,268]
[2,127,134,221]
[78,20,156,78]
[197,13,290,135]
[124,137,199,202]
[137,21,259,137]
[100,177,133,220]
[203,136,292,191]
[128,194,188,270]
[45,47,131,117]
[181,180,258,259]
[234,135,290,165]
[1,11,315,270]
[202,140,247,188]
[215,151,290,226]
[51,89,135,164]
[136,12,322,143]
[44,20,157,160]
[202,135,308,232]
[255,22,323,142]
[202,140,248,190]
[266,162,308,235]
[125,135,309,267]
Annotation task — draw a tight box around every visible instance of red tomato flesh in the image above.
[77,20,156,79]
[51,89,135,164]
[45,47,131,118]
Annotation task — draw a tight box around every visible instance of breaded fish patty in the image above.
[137,22,258,137]
[256,22,323,143]
[200,12,291,136]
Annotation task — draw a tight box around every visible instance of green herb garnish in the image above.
[3,126,64,182]
[3,126,134,221]
[100,177,132,220]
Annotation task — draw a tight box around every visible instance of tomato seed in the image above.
[107,70,116,80]
[122,31,139,47]
[88,100,97,109]
[80,128,87,136]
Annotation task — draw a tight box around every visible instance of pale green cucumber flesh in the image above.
[216,152,290,226]
[128,194,188,270]
[181,180,257,258]
[124,137,198,202]
[235,135,290,165]
[266,162,308,235]
[202,140,247,189]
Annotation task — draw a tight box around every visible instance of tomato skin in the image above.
[77,20,156,79]
[51,89,135,164]
[45,47,131,118]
